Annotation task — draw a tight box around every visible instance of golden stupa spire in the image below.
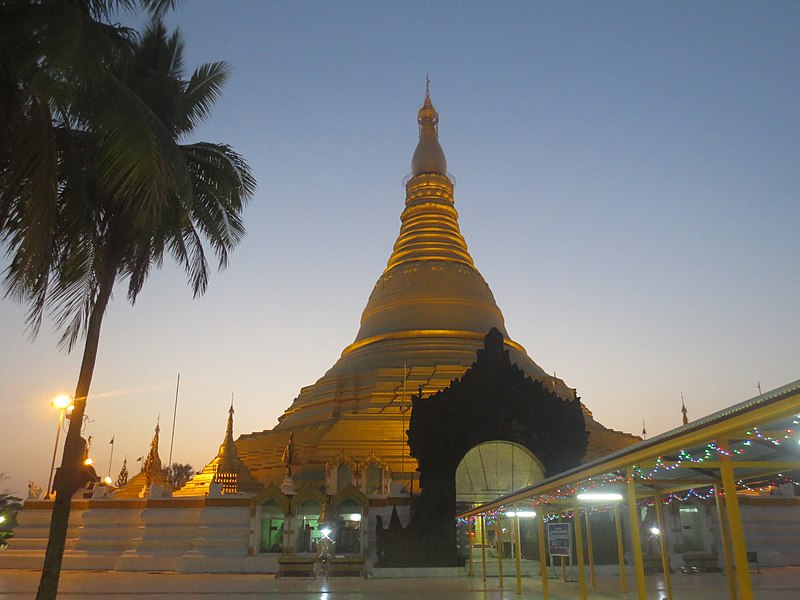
[218,395,237,457]
[225,396,235,444]
[411,76,446,176]
[681,392,688,425]
[142,420,163,484]
[381,81,472,273]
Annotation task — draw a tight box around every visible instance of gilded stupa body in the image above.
[174,403,262,496]
[237,89,635,484]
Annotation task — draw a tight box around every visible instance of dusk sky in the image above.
[2,1,799,496]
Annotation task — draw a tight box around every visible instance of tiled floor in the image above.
[0,567,796,599]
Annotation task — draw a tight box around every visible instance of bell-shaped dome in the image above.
[235,88,639,490]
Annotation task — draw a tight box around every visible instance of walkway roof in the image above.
[457,379,800,518]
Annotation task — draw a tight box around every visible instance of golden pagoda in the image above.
[115,422,172,498]
[237,86,636,487]
[174,403,261,496]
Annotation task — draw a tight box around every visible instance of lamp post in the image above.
[45,394,74,499]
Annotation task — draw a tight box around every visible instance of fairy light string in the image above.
[457,417,800,526]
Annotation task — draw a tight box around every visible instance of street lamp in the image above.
[45,394,74,499]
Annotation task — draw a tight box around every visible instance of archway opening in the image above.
[455,440,544,505]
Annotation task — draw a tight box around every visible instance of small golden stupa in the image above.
[114,422,172,498]
[174,402,262,496]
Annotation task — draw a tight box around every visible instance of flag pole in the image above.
[168,373,180,467]
[107,437,115,478]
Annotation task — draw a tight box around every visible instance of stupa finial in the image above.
[681,392,688,425]
[225,394,235,443]
[412,77,446,176]
[417,76,438,127]
[143,420,163,483]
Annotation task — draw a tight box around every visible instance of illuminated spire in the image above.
[411,77,447,176]
[381,82,472,273]
[225,395,235,445]
[219,395,236,457]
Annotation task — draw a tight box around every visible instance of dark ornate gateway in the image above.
[376,328,588,567]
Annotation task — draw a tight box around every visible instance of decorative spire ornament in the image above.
[641,420,647,440]
[225,396,235,443]
[281,430,296,478]
[142,421,163,485]
[681,393,688,426]
[411,78,446,176]
[116,457,129,488]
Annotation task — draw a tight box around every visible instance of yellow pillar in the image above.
[514,514,522,594]
[481,515,488,583]
[614,504,628,592]
[714,483,738,600]
[654,494,673,600]
[573,505,587,600]
[626,468,648,600]
[719,439,753,600]
[496,518,504,588]
[585,508,596,587]
[538,512,549,600]
[468,519,475,577]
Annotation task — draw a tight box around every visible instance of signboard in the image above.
[547,522,571,557]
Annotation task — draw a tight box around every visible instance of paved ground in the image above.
[0,567,797,599]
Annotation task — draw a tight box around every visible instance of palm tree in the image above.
[2,16,255,599]
[1,0,179,261]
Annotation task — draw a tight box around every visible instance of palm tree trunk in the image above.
[36,269,116,600]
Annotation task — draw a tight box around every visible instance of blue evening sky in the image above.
[1,1,798,494]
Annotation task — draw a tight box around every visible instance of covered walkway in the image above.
[457,380,800,600]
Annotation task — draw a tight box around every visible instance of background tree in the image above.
[1,6,255,598]
[166,463,195,490]
[0,474,23,547]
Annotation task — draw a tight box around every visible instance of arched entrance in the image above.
[402,328,588,566]
[455,441,545,505]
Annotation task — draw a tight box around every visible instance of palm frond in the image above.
[181,142,254,266]
[167,220,209,298]
[139,0,181,18]
[179,61,230,135]
[87,72,192,225]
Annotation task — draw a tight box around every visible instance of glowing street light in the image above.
[45,394,74,499]
[52,394,72,411]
